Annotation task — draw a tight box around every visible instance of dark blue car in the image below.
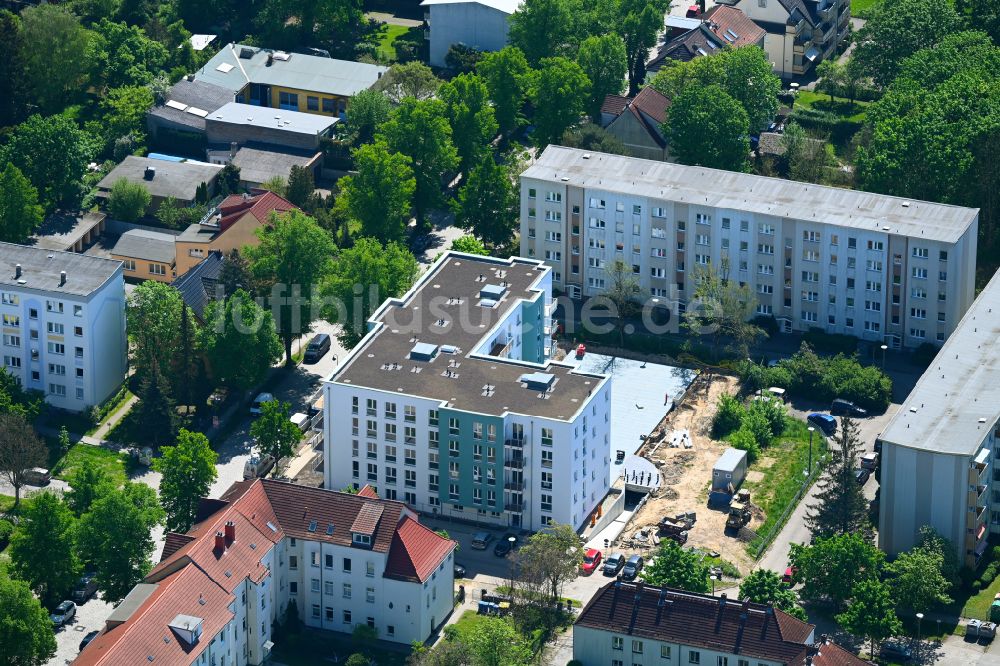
[807,413,837,437]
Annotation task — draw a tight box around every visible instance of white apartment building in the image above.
[323,253,613,532]
[0,243,126,411]
[521,147,979,349]
[878,269,1000,568]
[75,479,456,665]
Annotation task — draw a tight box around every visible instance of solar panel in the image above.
[216,62,235,73]
[165,99,188,111]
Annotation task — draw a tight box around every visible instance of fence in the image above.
[749,454,828,560]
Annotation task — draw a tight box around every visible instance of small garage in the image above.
[712,448,748,492]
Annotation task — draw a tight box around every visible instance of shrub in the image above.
[763,365,793,389]
[748,397,786,438]
[729,426,761,463]
[751,315,779,336]
[741,409,773,449]
[107,178,151,222]
[712,394,745,438]
[0,519,13,545]
[778,342,892,412]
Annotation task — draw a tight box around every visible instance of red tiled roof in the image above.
[357,484,379,499]
[704,5,766,48]
[75,565,235,666]
[385,516,457,583]
[631,86,670,125]
[811,641,873,666]
[601,94,630,116]
[216,189,298,232]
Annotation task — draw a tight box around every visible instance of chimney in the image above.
[59,271,66,286]
[214,531,225,552]
[230,141,238,159]
[266,53,274,66]
[144,166,156,180]
[15,264,21,279]
[224,520,236,543]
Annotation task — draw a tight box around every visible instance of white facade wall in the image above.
[0,268,126,411]
[426,3,513,68]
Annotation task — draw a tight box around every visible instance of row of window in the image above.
[0,301,84,317]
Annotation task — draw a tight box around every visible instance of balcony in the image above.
[505,502,523,513]
[504,480,524,491]
[504,456,524,469]
[820,22,835,42]
[819,3,834,21]
[545,300,557,316]
[505,438,524,449]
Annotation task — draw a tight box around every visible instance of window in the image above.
[405,469,416,487]
[910,327,926,339]
[541,427,553,446]
[311,578,321,593]
[305,95,319,111]
[652,207,665,218]
[540,494,552,512]
[48,363,65,376]
[541,450,553,468]
[527,188,536,199]
[366,587,375,603]
[149,264,166,276]
[47,342,64,355]
[46,300,63,313]
[612,637,624,651]
[913,247,929,258]
[545,191,562,202]
[939,270,948,281]
[385,423,396,442]
[541,471,552,490]
[544,211,562,222]
[758,264,773,275]
[912,267,928,279]
[801,271,819,283]
[367,441,377,458]
[74,347,82,358]
[385,445,396,462]
[689,652,701,664]
[695,254,710,265]
[661,645,672,659]
[74,326,83,337]
[3,334,20,347]
[343,610,352,624]
[758,243,774,255]
[322,97,336,114]
[865,280,882,292]
[865,300,881,312]
[867,240,884,251]
[803,250,819,262]
[757,284,773,294]
[696,234,710,246]
[279,91,298,110]
[311,604,320,619]
[910,308,926,319]
[651,267,665,278]
[545,231,562,242]
[803,230,820,243]
[632,640,643,654]
[367,463,377,481]
[940,250,949,262]
[589,197,606,209]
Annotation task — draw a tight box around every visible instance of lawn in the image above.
[270,629,409,666]
[51,443,128,486]
[794,91,871,124]
[850,0,881,17]
[445,609,495,644]
[376,24,423,63]
[744,418,830,558]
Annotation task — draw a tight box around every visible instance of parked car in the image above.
[22,467,51,486]
[581,549,602,575]
[454,563,467,578]
[470,532,494,550]
[304,334,331,363]
[243,454,275,480]
[807,413,838,437]
[603,553,625,576]
[854,468,871,485]
[622,555,644,581]
[879,640,912,661]
[71,573,98,603]
[782,566,798,585]
[250,392,275,415]
[831,399,867,418]
[494,534,518,557]
[860,452,879,470]
[50,600,76,627]
[79,630,100,652]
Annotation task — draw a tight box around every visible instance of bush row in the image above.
[712,394,787,462]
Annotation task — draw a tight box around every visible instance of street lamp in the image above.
[807,426,815,477]
[880,344,888,370]
[507,536,517,596]
[916,612,924,643]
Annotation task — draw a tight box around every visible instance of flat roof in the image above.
[229,146,320,187]
[111,229,179,264]
[98,156,223,202]
[715,447,747,471]
[31,211,106,253]
[0,242,121,297]
[524,146,979,244]
[148,79,235,131]
[331,253,607,420]
[207,102,338,135]
[880,270,1000,455]
[420,0,522,13]
[197,44,387,97]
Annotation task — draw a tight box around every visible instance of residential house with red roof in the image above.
[646,5,766,75]
[174,190,299,277]
[599,87,672,161]
[75,479,456,666]
[573,581,872,666]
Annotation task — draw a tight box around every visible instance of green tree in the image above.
[577,35,627,122]
[465,617,532,666]
[285,165,315,208]
[815,59,843,102]
[220,248,255,298]
[153,429,218,533]
[683,257,762,360]
[711,393,745,438]
[378,98,459,228]
[254,0,382,60]
[0,114,91,211]
[96,85,156,151]
[618,0,669,95]
[477,47,532,135]
[959,0,1000,45]
[0,412,47,508]
[438,73,499,174]
[345,655,369,666]
[201,289,282,390]
[667,85,750,172]
[916,526,959,588]
[78,483,164,603]
[407,639,470,666]
[127,281,188,390]
[245,210,336,365]
[836,579,902,658]
[322,237,419,348]
[64,466,114,517]
[806,416,869,539]
[514,523,581,602]
[886,545,952,614]
[372,62,442,104]
[9,493,80,608]
[133,364,179,448]
[599,257,646,346]
[852,0,961,87]
[107,178,152,222]
[250,400,301,464]
[0,163,44,243]
[259,176,287,197]
[640,539,711,592]
[509,0,580,65]
[19,5,91,113]
[337,141,415,244]
[218,163,242,196]
[88,19,168,90]
[0,574,56,666]
[450,235,489,255]
[452,156,518,249]
[561,124,631,156]
[738,569,806,621]
[530,57,590,147]
[0,11,28,128]
[346,89,392,145]
[789,532,885,607]
[781,122,833,184]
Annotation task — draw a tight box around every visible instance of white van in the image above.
[290,412,309,432]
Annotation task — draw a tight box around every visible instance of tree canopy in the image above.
[666,85,750,172]
[337,142,415,244]
[577,35,627,122]
[153,429,218,533]
[438,73,498,174]
[0,574,56,666]
[9,492,81,608]
[477,47,532,135]
[509,0,581,65]
[201,289,282,390]
[452,156,518,250]
[250,399,301,463]
[806,416,869,539]
[108,178,151,222]
[19,5,92,114]
[0,163,44,243]
[738,569,807,621]
[640,540,711,593]
[530,57,590,147]
[0,114,91,212]
[789,532,885,607]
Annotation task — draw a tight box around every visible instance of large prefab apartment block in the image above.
[323,253,612,532]
[520,146,980,350]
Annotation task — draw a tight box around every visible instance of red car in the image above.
[783,567,798,585]
[581,549,602,575]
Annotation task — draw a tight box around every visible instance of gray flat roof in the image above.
[197,44,387,97]
[524,146,979,244]
[208,102,338,135]
[148,79,234,131]
[31,212,106,253]
[332,254,607,420]
[0,242,121,297]
[229,146,320,186]
[98,156,223,202]
[111,229,178,264]
[107,583,159,624]
[880,270,1000,455]
[715,447,747,471]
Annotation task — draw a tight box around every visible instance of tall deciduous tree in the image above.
[0,114,91,212]
[127,281,188,391]
[0,574,56,666]
[530,57,590,147]
[806,416,869,539]
[477,47,532,135]
[683,257,762,360]
[513,523,581,602]
[600,258,646,346]
[88,19,168,91]
[254,0,382,59]
[835,579,901,658]
[0,10,28,129]
[322,238,419,348]
[220,248,255,298]
[738,570,807,621]
[286,165,315,209]
[245,210,335,365]
[346,89,392,146]
[9,492,81,608]
[789,532,884,607]
[640,540,711,593]
[154,429,218,533]
[108,178,152,222]
[666,85,750,172]
[337,142,415,244]
[249,400,301,464]
[372,62,442,104]
[0,412,47,508]
[64,466,114,517]
[452,156,518,250]
[201,289,282,390]
[78,483,164,603]
[438,74,499,174]
[618,0,669,95]
[577,35,627,122]
[464,617,532,666]
[0,163,44,243]
[508,0,580,65]
[19,5,91,114]
[378,98,459,228]
[885,542,952,614]
[449,236,489,255]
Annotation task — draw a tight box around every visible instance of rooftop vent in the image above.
[480,284,507,301]
[440,345,459,354]
[273,51,291,61]
[479,298,498,309]
[239,47,255,59]
[168,614,203,646]
[519,372,555,391]
[144,166,156,180]
[410,342,439,361]
[14,264,21,279]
